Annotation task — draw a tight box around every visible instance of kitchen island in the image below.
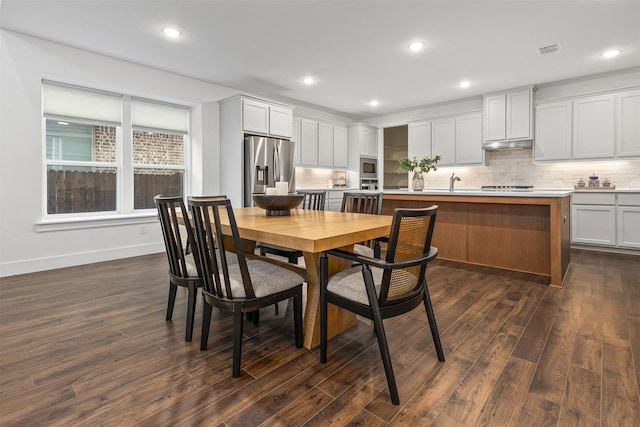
[383,189,572,287]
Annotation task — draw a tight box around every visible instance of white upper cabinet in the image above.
[299,119,318,166]
[408,120,431,160]
[534,101,572,161]
[241,98,293,138]
[317,122,334,167]
[431,118,455,166]
[269,105,293,138]
[484,94,506,141]
[534,88,639,162]
[573,94,615,159]
[333,126,348,168]
[455,113,483,164]
[295,117,348,168]
[484,87,533,142]
[291,117,301,165]
[242,99,270,134]
[357,125,378,158]
[616,89,640,157]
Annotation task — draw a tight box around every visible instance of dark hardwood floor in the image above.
[1,249,639,426]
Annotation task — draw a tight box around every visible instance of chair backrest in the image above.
[299,190,326,210]
[341,191,383,215]
[379,206,438,305]
[188,196,256,300]
[154,195,196,279]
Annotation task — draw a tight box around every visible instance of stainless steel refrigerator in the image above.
[244,136,296,206]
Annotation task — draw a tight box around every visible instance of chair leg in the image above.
[252,310,259,325]
[166,282,177,321]
[373,239,381,259]
[320,253,328,363]
[260,246,267,257]
[423,282,445,362]
[200,300,213,351]
[288,254,299,264]
[185,282,197,342]
[293,287,303,348]
[362,266,400,405]
[232,307,244,377]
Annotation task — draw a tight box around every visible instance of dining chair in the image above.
[188,196,304,377]
[154,195,203,342]
[259,190,327,264]
[341,191,384,258]
[319,205,444,405]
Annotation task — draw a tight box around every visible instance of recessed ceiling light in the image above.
[303,76,314,85]
[369,100,379,107]
[162,27,181,38]
[409,42,425,52]
[602,49,621,58]
[459,80,471,89]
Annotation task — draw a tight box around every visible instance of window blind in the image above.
[43,81,122,124]
[131,98,189,134]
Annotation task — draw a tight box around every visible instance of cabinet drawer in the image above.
[572,192,616,205]
[618,193,640,206]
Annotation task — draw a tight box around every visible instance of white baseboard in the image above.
[0,242,166,277]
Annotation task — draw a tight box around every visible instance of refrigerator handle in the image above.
[273,144,280,182]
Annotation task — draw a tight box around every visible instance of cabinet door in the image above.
[617,206,640,248]
[571,205,616,245]
[506,89,532,140]
[328,199,343,212]
[333,126,348,168]
[299,119,318,166]
[409,121,431,160]
[269,105,293,138]
[455,113,483,164]
[318,123,334,167]
[616,89,640,157]
[292,117,301,165]
[573,94,615,159]
[431,118,455,166]
[484,94,506,141]
[368,127,378,157]
[242,99,269,134]
[534,101,572,161]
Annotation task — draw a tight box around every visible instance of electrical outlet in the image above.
[139,225,147,234]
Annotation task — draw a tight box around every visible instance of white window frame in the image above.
[38,83,190,231]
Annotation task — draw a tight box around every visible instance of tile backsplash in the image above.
[408,150,640,190]
[295,167,349,189]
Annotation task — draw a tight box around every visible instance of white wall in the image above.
[0,31,241,276]
[0,30,354,277]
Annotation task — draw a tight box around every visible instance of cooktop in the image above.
[481,185,534,192]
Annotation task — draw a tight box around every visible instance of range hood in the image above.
[482,139,532,151]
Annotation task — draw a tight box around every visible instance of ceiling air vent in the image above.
[538,43,561,55]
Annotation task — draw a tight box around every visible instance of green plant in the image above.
[398,155,441,173]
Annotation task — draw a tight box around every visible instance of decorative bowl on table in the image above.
[252,193,303,216]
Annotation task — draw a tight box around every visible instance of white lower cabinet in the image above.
[572,205,616,245]
[571,192,640,250]
[327,190,345,212]
[617,207,640,249]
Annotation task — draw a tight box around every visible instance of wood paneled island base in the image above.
[383,192,571,287]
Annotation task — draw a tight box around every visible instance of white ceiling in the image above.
[2,0,639,120]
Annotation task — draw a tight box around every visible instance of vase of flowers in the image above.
[398,155,441,191]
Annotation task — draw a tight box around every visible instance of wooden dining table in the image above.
[190,206,392,349]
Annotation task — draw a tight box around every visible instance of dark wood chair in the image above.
[341,191,384,258]
[154,195,203,342]
[188,196,304,377]
[259,190,326,264]
[319,205,445,405]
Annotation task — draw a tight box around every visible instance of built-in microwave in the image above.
[360,156,377,178]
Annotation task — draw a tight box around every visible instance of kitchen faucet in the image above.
[449,173,461,192]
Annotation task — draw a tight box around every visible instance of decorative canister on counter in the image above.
[602,178,611,187]
[577,178,586,188]
[588,173,599,188]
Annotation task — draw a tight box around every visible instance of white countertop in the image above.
[383,189,574,197]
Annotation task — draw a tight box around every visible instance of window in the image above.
[42,81,189,217]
